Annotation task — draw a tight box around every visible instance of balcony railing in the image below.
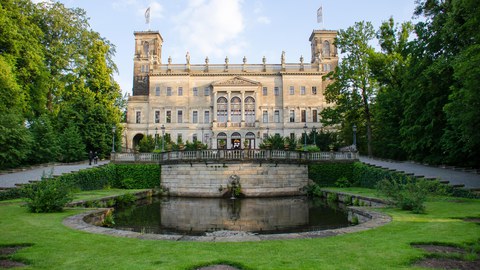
[111,150,358,164]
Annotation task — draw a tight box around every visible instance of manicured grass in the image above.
[0,189,479,269]
[321,187,387,199]
[71,189,149,202]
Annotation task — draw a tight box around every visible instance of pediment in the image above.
[212,76,261,87]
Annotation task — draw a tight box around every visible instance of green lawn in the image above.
[71,189,149,202]
[0,189,479,270]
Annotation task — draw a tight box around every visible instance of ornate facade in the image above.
[124,29,338,150]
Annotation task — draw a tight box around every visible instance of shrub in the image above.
[327,192,338,203]
[115,193,137,208]
[376,177,431,213]
[303,183,323,197]
[335,176,351,188]
[22,179,73,213]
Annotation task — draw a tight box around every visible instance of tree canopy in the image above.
[321,0,480,167]
[0,0,122,169]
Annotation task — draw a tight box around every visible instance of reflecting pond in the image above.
[113,196,350,236]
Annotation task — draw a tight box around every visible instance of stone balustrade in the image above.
[111,150,358,164]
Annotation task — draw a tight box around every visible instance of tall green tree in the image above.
[369,18,413,160]
[440,0,480,167]
[321,21,377,156]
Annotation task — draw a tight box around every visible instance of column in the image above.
[227,91,231,123]
[254,91,259,124]
[241,91,245,124]
[213,91,218,122]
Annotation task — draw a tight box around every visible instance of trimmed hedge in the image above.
[115,164,160,189]
[308,162,355,187]
[57,164,117,190]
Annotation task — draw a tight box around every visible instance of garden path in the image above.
[359,156,480,189]
[0,161,109,188]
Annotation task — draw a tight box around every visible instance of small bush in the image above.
[115,193,136,208]
[327,192,338,203]
[303,183,323,197]
[376,177,434,213]
[22,179,73,213]
[335,177,351,188]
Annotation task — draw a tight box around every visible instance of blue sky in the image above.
[44,0,419,95]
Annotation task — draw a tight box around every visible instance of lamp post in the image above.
[111,125,116,153]
[154,127,158,150]
[353,124,357,147]
[312,126,316,147]
[161,125,165,152]
[303,123,308,151]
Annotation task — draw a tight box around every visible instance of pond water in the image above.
[112,197,350,236]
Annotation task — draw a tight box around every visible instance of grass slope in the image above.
[0,190,479,270]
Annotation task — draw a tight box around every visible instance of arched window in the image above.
[231,132,241,150]
[217,132,227,149]
[245,132,256,149]
[244,96,255,127]
[230,97,241,125]
[143,41,150,57]
[217,97,228,124]
[322,40,330,57]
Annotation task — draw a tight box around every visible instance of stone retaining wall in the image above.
[161,163,308,197]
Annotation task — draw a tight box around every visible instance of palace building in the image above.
[124,29,338,150]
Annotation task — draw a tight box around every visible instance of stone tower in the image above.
[132,31,163,96]
[309,30,337,71]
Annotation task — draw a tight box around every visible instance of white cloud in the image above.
[173,0,245,59]
[257,16,271,25]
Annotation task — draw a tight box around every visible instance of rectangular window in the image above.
[274,87,279,96]
[289,110,295,122]
[290,133,295,140]
[154,110,160,123]
[274,110,280,123]
[177,134,182,144]
[166,87,172,96]
[312,86,317,95]
[136,111,141,124]
[192,111,198,123]
[289,86,294,95]
[312,109,318,122]
[177,110,183,123]
[301,86,306,95]
[263,111,268,123]
[262,87,267,96]
[178,87,183,96]
[263,133,268,139]
[301,110,306,122]
[193,87,198,96]
[166,111,171,123]
[204,87,210,96]
[204,111,210,123]
[155,85,160,96]
[193,134,198,142]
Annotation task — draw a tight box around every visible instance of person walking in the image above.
[88,150,93,165]
[93,151,98,164]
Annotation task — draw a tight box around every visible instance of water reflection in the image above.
[113,197,349,236]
